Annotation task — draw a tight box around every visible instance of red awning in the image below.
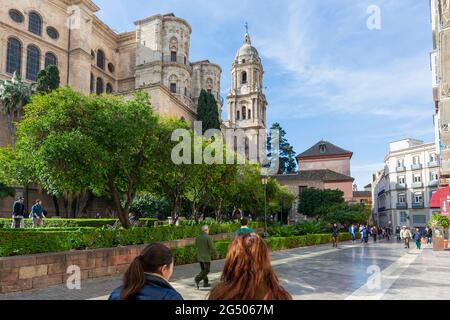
[430,187,450,209]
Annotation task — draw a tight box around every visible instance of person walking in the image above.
[363,225,370,244]
[109,243,183,300]
[396,226,401,241]
[359,225,365,243]
[235,218,254,236]
[425,227,433,245]
[11,196,25,229]
[349,224,356,244]
[209,233,292,300]
[371,226,378,243]
[30,199,44,228]
[332,224,339,248]
[400,226,412,249]
[195,225,217,289]
[413,228,422,250]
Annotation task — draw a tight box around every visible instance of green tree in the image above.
[196,89,220,133]
[298,188,344,219]
[267,123,297,174]
[36,65,60,94]
[321,203,370,225]
[0,72,33,145]
[0,183,14,199]
[1,88,160,228]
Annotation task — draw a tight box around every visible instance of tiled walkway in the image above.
[1,240,449,300]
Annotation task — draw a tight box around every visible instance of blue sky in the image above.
[94,0,434,189]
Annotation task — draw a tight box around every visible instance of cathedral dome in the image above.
[235,33,260,62]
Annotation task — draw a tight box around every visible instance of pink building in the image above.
[274,140,356,222]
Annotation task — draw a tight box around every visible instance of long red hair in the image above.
[209,233,292,300]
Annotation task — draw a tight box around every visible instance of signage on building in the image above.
[441,196,450,217]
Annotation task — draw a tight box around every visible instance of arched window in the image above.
[97,50,105,69]
[28,12,42,35]
[96,77,104,95]
[242,71,247,84]
[242,106,247,120]
[248,109,251,119]
[169,75,178,94]
[236,110,240,120]
[45,52,58,68]
[26,45,40,81]
[90,73,94,93]
[6,38,22,74]
[106,83,113,94]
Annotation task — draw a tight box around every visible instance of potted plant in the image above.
[429,213,450,251]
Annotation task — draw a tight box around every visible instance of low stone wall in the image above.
[0,232,234,294]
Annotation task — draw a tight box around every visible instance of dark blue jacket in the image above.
[109,274,183,301]
[13,201,25,217]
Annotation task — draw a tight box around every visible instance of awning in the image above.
[430,187,450,209]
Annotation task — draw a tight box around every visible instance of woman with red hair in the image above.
[209,233,292,300]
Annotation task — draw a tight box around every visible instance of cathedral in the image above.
[0,0,268,217]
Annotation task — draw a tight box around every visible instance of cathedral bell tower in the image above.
[225,27,268,162]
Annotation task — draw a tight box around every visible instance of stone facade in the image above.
[0,231,235,294]
[0,1,223,217]
[372,139,440,229]
[223,32,267,162]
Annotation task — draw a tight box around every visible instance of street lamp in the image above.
[261,174,269,238]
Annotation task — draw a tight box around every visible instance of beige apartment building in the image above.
[430,0,450,186]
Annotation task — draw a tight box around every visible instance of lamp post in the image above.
[261,175,268,238]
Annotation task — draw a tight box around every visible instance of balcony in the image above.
[411,164,423,171]
[412,182,423,189]
[429,180,439,187]
[412,203,425,209]
[428,160,440,168]
[396,203,408,210]
[390,183,406,190]
[396,166,406,173]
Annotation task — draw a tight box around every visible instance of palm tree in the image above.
[0,72,33,146]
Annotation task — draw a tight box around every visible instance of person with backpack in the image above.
[413,228,423,250]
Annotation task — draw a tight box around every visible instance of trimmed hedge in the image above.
[0,223,262,257]
[172,233,355,266]
[0,218,158,229]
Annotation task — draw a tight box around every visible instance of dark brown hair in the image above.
[120,243,173,300]
[209,233,292,300]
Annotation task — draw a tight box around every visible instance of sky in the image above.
[93,0,434,189]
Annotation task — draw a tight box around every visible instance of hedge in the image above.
[0,218,158,229]
[172,233,355,266]
[0,223,263,257]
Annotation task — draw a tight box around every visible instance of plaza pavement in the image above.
[1,240,449,300]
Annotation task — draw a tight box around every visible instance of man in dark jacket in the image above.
[332,224,339,248]
[195,226,217,289]
[11,197,25,229]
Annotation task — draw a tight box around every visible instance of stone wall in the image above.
[0,232,234,294]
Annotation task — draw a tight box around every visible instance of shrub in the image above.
[0,218,158,229]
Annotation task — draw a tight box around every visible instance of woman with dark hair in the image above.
[109,243,183,300]
[208,233,292,300]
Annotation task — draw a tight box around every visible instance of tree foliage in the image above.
[36,65,60,94]
[267,123,297,174]
[298,187,344,218]
[0,73,33,144]
[196,89,221,133]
